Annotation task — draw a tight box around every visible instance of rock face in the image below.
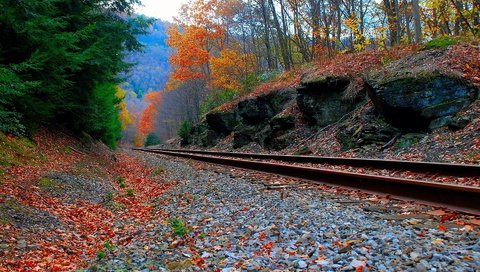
[205,111,237,136]
[367,73,478,130]
[237,97,274,125]
[297,77,366,126]
[232,89,296,148]
[255,115,296,150]
[186,88,296,149]
[337,117,400,150]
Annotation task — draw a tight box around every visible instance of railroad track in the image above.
[134,148,480,215]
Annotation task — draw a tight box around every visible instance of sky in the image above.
[135,0,187,21]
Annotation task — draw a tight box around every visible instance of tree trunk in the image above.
[412,0,422,43]
[260,0,274,70]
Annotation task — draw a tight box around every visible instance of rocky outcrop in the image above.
[337,117,400,150]
[237,98,273,125]
[297,77,366,126]
[367,72,478,130]
[232,89,296,148]
[186,122,222,148]
[205,110,237,136]
[255,115,296,150]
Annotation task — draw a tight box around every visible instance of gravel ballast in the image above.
[89,151,480,271]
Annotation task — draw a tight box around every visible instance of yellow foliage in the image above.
[210,47,255,91]
[115,87,132,130]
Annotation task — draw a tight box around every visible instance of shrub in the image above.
[144,133,161,147]
[177,120,192,142]
[97,250,105,260]
[169,218,189,236]
[199,89,237,116]
[125,188,134,197]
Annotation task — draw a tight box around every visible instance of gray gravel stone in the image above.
[87,150,480,271]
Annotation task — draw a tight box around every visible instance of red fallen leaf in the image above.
[355,266,364,272]
[258,232,265,241]
[192,257,205,267]
[261,241,274,250]
[441,213,456,223]
[416,230,427,237]
[437,225,447,232]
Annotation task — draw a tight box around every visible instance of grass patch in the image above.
[103,240,115,251]
[104,191,114,203]
[152,166,164,176]
[116,176,126,188]
[424,36,462,50]
[0,132,43,168]
[63,146,72,154]
[169,217,189,236]
[0,197,28,224]
[38,177,62,192]
[125,188,134,197]
[96,250,105,260]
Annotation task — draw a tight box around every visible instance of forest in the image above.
[129,0,479,146]
[0,0,148,148]
[0,0,479,270]
[1,0,479,147]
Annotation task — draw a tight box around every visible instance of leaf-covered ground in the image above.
[0,130,171,271]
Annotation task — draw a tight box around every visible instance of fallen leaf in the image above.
[426,210,446,216]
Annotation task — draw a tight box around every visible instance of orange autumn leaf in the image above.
[261,241,274,250]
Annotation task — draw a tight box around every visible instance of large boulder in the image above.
[187,121,222,148]
[263,88,296,114]
[255,115,295,150]
[237,97,273,125]
[205,110,237,136]
[366,73,478,130]
[297,76,366,126]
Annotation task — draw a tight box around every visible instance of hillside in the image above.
[176,41,480,164]
[0,130,171,270]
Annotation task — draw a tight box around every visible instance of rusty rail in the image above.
[148,148,480,176]
[135,148,480,215]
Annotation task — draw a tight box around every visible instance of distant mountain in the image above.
[122,19,171,97]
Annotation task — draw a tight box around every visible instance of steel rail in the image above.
[135,148,480,215]
[148,148,480,176]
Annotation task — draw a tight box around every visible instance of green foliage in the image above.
[144,132,161,147]
[0,0,150,146]
[177,120,192,142]
[152,166,165,176]
[424,36,461,50]
[38,177,60,191]
[103,240,115,251]
[125,188,134,197]
[240,73,261,93]
[83,83,122,149]
[104,191,114,203]
[199,89,237,116]
[116,176,126,188]
[97,250,106,260]
[169,218,189,236]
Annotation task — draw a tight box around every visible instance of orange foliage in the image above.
[135,91,163,146]
[165,24,223,91]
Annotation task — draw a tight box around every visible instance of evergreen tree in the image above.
[0,0,149,147]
